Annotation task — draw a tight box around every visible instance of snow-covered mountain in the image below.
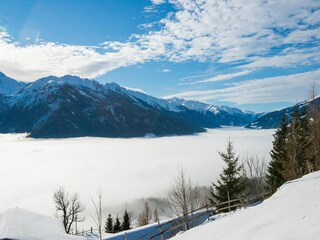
[0,73,207,138]
[0,71,264,138]
[0,72,26,95]
[167,98,263,126]
[246,96,320,129]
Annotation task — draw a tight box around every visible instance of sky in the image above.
[0,0,319,112]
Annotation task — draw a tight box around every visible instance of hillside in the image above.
[246,96,320,129]
[0,72,262,138]
[0,208,85,240]
[171,171,320,240]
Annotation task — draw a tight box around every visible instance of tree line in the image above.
[210,84,320,211]
[267,102,320,192]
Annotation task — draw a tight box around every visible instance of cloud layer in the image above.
[165,70,320,104]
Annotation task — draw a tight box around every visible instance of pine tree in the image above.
[285,107,312,179]
[266,113,288,193]
[104,214,113,233]
[113,215,122,233]
[297,108,311,176]
[121,210,131,231]
[285,107,301,180]
[210,139,245,212]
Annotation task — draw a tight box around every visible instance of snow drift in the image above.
[171,171,320,240]
[0,208,85,240]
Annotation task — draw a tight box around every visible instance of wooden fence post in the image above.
[228,192,230,211]
[206,204,210,221]
[184,220,188,231]
[158,220,164,240]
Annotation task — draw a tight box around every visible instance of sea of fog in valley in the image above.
[0,127,274,229]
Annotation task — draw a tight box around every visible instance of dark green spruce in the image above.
[210,139,245,212]
[113,215,122,233]
[121,210,131,231]
[105,214,113,233]
[266,113,288,193]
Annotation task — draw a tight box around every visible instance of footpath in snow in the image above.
[171,171,320,240]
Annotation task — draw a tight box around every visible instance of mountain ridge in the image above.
[1,71,308,138]
[246,96,320,129]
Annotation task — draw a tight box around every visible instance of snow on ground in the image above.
[171,171,320,240]
[0,208,85,240]
[0,127,274,230]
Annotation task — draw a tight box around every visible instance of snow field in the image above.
[171,171,320,240]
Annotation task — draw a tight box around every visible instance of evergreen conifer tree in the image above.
[286,107,312,179]
[105,214,113,233]
[297,108,311,175]
[113,215,122,233]
[285,107,301,179]
[121,210,131,231]
[210,139,245,212]
[266,113,288,193]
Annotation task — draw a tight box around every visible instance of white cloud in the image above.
[0,0,319,82]
[242,48,320,69]
[151,0,166,5]
[0,25,6,32]
[196,70,252,83]
[123,86,147,94]
[143,5,158,13]
[164,70,320,104]
[0,35,165,81]
[161,68,171,72]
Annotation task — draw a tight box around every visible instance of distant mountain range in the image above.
[0,72,317,138]
[246,96,320,129]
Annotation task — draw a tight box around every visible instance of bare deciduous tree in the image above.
[137,201,152,226]
[153,208,159,223]
[53,187,85,234]
[91,190,103,240]
[167,168,200,230]
[242,153,267,198]
[308,82,320,172]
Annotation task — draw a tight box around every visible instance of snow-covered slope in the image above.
[171,171,320,240]
[167,97,262,126]
[0,208,85,240]
[105,83,183,112]
[0,71,25,95]
[247,96,320,129]
[0,71,267,137]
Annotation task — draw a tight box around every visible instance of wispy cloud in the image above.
[0,0,319,82]
[151,0,166,5]
[195,70,252,84]
[123,86,147,94]
[0,34,165,81]
[0,25,6,32]
[164,70,320,104]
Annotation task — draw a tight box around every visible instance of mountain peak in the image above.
[105,82,122,92]
[25,75,102,94]
[0,72,26,95]
[0,71,6,77]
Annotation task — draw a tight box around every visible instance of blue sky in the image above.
[0,0,319,112]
